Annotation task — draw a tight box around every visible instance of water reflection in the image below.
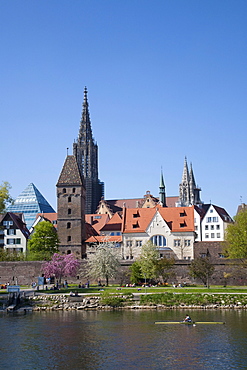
[1,310,247,369]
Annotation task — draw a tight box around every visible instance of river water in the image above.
[1,309,247,369]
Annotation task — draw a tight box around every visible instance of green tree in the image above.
[130,261,142,284]
[189,257,215,288]
[225,209,247,259]
[155,257,175,284]
[139,241,159,281]
[87,243,120,286]
[0,181,13,214]
[27,221,59,260]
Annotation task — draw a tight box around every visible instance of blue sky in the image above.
[1,0,246,217]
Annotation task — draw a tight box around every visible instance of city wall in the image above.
[0,259,246,286]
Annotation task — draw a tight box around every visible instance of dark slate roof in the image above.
[57,155,83,186]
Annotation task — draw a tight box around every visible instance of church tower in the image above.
[56,155,86,258]
[179,157,202,207]
[73,87,104,214]
[159,170,167,207]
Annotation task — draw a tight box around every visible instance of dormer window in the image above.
[132,222,139,229]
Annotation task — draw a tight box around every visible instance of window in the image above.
[136,240,142,247]
[174,239,180,247]
[151,235,166,247]
[3,221,13,227]
[200,253,207,258]
[206,217,212,223]
[67,236,71,242]
[63,188,66,193]
[67,222,71,229]
[180,211,186,217]
[132,223,139,228]
[68,208,71,215]
[73,188,76,193]
[16,238,21,244]
[213,217,218,222]
[7,239,15,244]
[211,225,214,230]
[205,233,209,238]
[180,222,186,228]
[184,240,191,247]
[127,241,132,247]
[94,216,102,219]
[68,196,71,203]
[205,225,208,230]
[195,225,198,231]
[217,233,220,238]
[216,225,220,230]
[7,229,16,235]
[210,209,213,213]
[218,253,225,258]
[211,233,215,238]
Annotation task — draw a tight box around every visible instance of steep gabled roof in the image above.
[2,212,30,238]
[100,212,122,232]
[57,155,83,186]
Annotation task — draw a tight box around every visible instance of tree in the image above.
[27,221,59,260]
[155,257,175,284]
[225,209,247,259]
[0,181,13,214]
[189,257,215,288]
[130,261,142,284]
[42,253,80,283]
[139,241,159,281]
[87,243,120,286]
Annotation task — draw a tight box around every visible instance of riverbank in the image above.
[17,291,247,311]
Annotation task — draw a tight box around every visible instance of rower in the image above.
[183,314,192,323]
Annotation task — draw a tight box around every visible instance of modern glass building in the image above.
[7,183,55,229]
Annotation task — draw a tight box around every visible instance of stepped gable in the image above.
[57,155,83,186]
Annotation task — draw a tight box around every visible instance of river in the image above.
[1,309,247,369]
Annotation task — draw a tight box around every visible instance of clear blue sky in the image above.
[1,0,246,217]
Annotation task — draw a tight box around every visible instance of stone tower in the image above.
[56,155,86,258]
[179,157,202,207]
[73,87,104,214]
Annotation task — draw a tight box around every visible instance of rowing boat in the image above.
[155,321,225,325]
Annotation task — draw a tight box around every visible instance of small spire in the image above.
[84,86,88,101]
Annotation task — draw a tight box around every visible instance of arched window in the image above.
[68,208,71,215]
[63,188,66,193]
[67,236,71,242]
[67,250,71,254]
[68,196,71,203]
[72,188,76,193]
[67,222,71,229]
[151,235,166,247]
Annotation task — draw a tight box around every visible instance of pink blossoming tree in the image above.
[42,253,80,283]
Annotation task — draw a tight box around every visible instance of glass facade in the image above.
[7,183,55,229]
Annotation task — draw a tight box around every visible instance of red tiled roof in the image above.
[85,214,109,234]
[122,206,195,234]
[85,235,122,243]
